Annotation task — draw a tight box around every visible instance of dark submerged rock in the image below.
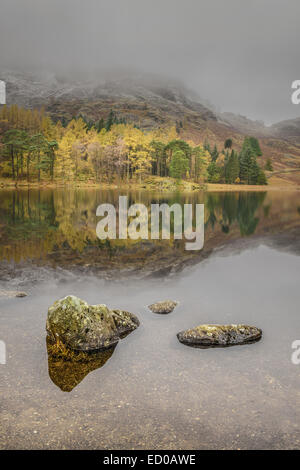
[177,324,262,348]
[148,300,178,314]
[46,295,139,352]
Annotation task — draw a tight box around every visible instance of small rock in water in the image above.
[0,290,27,298]
[148,300,178,314]
[15,292,27,298]
[177,324,262,348]
[46,295,139,352]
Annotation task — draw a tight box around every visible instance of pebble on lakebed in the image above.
[177,324,262,348]
[0,290,27,298]
[148,300,178,314]
[46,295,140,353]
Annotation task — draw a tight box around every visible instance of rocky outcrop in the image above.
[148,300,178,314]
[177,324,262,348]
[46,295,139,352]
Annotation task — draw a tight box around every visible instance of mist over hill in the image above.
[2,68,300,186]
[0,69,216,129]
[2,68,300,142]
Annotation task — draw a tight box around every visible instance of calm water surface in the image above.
[0,189,300,449]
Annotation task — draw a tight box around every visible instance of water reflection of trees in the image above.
[0,189,268,262]
[205,192,267,236]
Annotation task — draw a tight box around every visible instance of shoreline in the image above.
[0,179,299,192]
[206,183,300,192]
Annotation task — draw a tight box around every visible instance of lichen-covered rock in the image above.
[177,324,262,348]
[111,309,140,337]
[46,295,139,352]
[148,300,178,314]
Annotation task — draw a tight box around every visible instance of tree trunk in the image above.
[51,156,54,182]
[11,145,15,181]
[20,153,24,179]
[38,150,41,182]
[27,154,30,183]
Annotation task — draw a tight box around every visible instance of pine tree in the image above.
[207,161,221,183]
[96,118,105,133]
[239,141,256,184]
[264,158,273,171]
[224,138,233,149]
[3,129,29,180]
[243,136,262,157]
[169,150,189,180]
[211,144,219,162]
[225,150,239,183]
[105,110,115,131]
[30,133,49,182]
[257,168,268,185]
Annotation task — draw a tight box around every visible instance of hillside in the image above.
[1,69,300,186]
[1,70,216,129]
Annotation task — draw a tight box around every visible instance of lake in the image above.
[0,188,300,449]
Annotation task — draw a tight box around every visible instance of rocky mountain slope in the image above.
[0,69,216,129]
[1,69,300,185]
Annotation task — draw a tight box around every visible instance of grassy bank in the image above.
[206,182,300,192]
[0,176,298,192]
[0,176,202,192]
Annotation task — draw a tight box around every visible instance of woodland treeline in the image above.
[0,105,269,185]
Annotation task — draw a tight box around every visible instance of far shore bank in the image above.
[206,183,300,192]
[0,178,299,192]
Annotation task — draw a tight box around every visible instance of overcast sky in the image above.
[0,0,299,124]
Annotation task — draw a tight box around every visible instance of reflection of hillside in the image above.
[0,189,300,278]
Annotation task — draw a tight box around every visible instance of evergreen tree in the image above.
[264,158,273,171]
[164,139,192,176]
[203,139,211,154]
[211,144,219,162]
[207,161,221,183]
[3,129,29,180]
[239,139,267,185]
[243,136,262,157]
[239,141,256,184]
[192,146,209,183]
[105,110,115,131]
[257,168,268,185]
[41,140,58,181]
[224,138,233,149]
[225,150,240,183]
[30,133,49,182]
[96,118,105,133]
[169,150,189,180]
[150,140,166,176]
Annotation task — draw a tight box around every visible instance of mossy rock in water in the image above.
[177,324,262,348]
[148,300,178,314]
[46,337,115,392]
[111,309,140,337]
[46,295,139,352]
